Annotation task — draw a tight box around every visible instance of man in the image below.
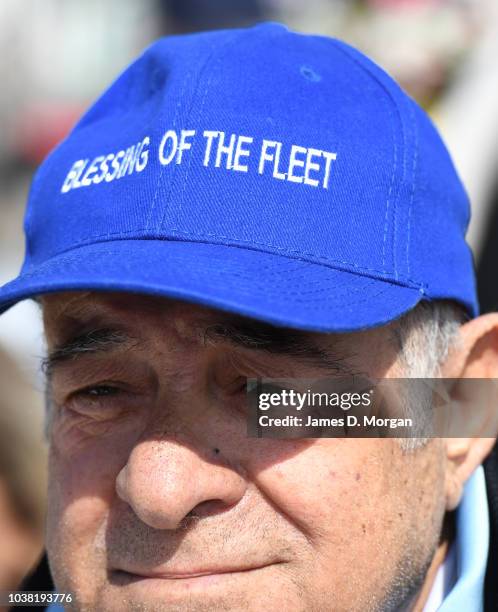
[0,22,496,611]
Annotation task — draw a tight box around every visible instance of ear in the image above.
[441,313,498,510]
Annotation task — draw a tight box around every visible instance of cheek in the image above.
[252,440,381,539]
[46,433,135,582]
[249,439,444,602]
[249,441,399,600]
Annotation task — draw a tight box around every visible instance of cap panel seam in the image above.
[329,40,403,276]
[392,75,409,282]
[144,38,225,231]
[406,99,419,279]
[157,29,244,231]
[144,63,194,230]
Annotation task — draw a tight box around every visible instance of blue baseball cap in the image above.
[0,22,477,331]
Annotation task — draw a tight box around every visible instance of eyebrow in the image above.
[202,318,355,374]
[41,327,134,380]
[42,316,356,380]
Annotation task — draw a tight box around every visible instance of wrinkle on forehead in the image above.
[41,291,224,346]
[42,291,94,320]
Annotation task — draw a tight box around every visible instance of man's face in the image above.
[42,291,448,612]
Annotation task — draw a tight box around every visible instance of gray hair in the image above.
[392,300,467,449]
[395,300,466,377]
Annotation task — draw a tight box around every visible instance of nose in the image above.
[115,439,247,530]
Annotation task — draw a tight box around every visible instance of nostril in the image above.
[188,499,235,520]
[300,65,321,82]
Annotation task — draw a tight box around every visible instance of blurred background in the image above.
[1,0,498,595]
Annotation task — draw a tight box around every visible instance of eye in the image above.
[74,384,121,399]
[53,381,146,433]
[63,383,130,418]
[55,384,128,424]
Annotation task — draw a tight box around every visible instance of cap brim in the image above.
[0,240,423,332]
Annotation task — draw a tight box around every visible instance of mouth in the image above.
[110,562,281,589]
[113,563,276,581]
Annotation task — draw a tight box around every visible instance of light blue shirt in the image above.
[47,466,489,611]
[438,465,489,611]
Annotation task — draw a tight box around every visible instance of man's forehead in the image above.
[40,290,391,343]
[42,289,357,353]
[42,290,211,318]
[41,291,246,343]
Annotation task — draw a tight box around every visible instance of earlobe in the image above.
[444,457,464,511]
[444,437,496,510]
[445,437,472,511]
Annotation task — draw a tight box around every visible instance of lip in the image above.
[112,563,277,582]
